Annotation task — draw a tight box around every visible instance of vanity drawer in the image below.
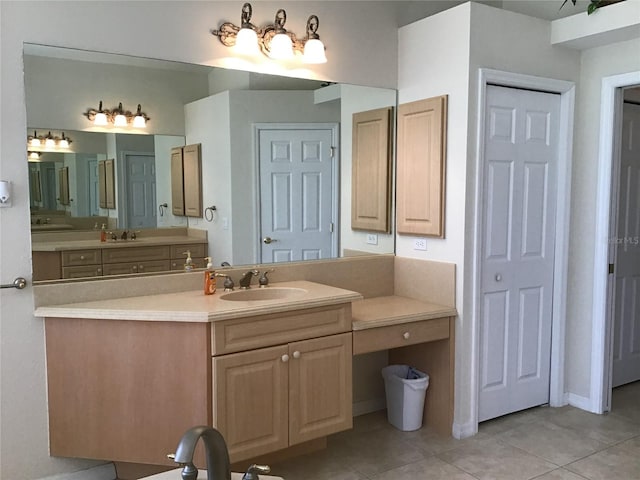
[353,317,450,355]
[62,265,103,279]
[61,249,102,267]
[102,245,170,264]
[171,243,207,259]
[212,304,352,355]
[102,260,171,276]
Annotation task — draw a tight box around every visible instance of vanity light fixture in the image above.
[28,151,41,160]
[211,2,327,63]
[83,101,150,128]
[27,130,72,151]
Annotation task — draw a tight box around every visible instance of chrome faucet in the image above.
[171,425,231,480]
[239,269,259,289]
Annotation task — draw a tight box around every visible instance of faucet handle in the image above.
[242,464,271,480]
[259,269,275,288]
[215,273,235,291]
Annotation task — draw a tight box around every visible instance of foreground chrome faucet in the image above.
[172,425,231,480]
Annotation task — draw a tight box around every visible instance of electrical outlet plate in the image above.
[366,234,378,245]
[413,238,427,251]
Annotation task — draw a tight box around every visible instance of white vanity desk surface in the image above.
[141,469,283,479]
[34,280,362,322]
[31,235,206,252]
[351,295,457,330]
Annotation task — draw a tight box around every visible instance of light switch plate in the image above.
[413,238,427,251]
[366,234,378,245]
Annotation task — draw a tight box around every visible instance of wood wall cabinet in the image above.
[396,96,447,237]
[58,166,70,206]
[98,159,116,209]
[171,144,202,217]
[351,107,393,233]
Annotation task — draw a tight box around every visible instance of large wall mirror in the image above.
[25,43,396,282]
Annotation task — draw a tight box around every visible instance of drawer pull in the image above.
[139,265,145,271]
[292,351,301,359]
[80,255,85,260]
[403,332,410,340]
[281,354,290,363]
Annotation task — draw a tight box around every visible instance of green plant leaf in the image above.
[588,1,600,14]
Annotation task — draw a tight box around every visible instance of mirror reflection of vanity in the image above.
[26,44,397,282]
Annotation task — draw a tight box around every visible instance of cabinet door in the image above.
[105,159,116,209]
[351,107,393,233]
[182,144,202,217]
[396,96,447,237]
[288,332,352,445]
[171,147,184,216]
[98,160,107,208]
[213,344,289,462]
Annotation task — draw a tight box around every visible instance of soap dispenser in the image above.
[183,251,194,272]
[203,256,216,295]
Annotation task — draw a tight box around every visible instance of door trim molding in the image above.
[471,69,575,428]
[253,123,340,264]
[591,70,640,414]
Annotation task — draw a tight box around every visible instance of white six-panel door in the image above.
[612,102,640,388]
[258,126,336,263]
[479,85,560,422]
[125,153,157,229]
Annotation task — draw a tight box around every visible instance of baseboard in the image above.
[452,420,477,439]
[39,464,116,480]
[566,392,597,412]
[352,397,386,417]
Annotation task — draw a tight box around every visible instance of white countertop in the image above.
[34,280,363,322]
[140,469,283,479]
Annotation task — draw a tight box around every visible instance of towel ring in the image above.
[205,205,217,222]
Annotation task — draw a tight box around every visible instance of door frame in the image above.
[253,123,340,264]
[592,71,640,414]
[469,69,575,434]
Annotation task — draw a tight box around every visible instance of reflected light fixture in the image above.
[27,130,72,151]
[83,101,150,128]
[211,2,327,63]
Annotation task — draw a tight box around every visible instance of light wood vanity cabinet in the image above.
[44,302,353,466]
[214,332,352,461]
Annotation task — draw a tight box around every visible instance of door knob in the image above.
[495,274,502,282]
[263,237,278,244]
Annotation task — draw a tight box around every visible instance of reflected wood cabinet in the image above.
[171,143,202,217]
[351,107,393,233]
[98,159,116,209]
[44,303,353,465]
[396,96,447,237]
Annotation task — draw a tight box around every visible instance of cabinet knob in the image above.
[97,268,102,273]
[139,265,144,271]
[403,332,410,340]
[80,255,85,260]
[132,266,138,272]
[281,354,290,363]
[293,351,301,359]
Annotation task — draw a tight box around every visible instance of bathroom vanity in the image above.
[37,281,360,466]
[36,258,457,469]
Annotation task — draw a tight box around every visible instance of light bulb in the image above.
[45,134,55,148]
[235,27,260,55]
[59,135,69,149]
[133,115,146,128]
[303,39,327,64]
[114,114,127,127]
[269,33,294,60]
[94,112,108,126]
[30,137,41,147]
[29,151,40,160]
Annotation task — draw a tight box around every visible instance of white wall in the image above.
[566,37,640,399]
[397,1,472,435]
[1,3,399,478]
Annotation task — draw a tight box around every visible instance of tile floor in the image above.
[270,382,640,480]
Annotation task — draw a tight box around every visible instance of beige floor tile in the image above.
[549,408,640,445]
[531,468,590,479]
[565,443,640,480]
[437,437,556,480]
[479,405,570,436]
[496,419,608,466]
[270,449,367,480]
[368,456,478,480]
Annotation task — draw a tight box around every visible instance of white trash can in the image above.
[381,364,429,431]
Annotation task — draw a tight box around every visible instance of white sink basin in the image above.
[220,287,307,302]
